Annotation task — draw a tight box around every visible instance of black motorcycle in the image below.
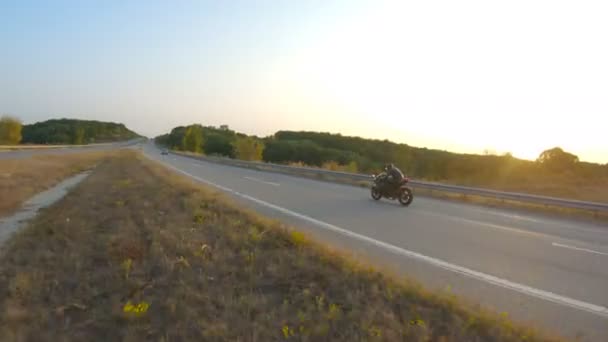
[371,172,414,206]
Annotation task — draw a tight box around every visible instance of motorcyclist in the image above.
[383,163,404,194]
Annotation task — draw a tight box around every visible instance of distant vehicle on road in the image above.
[161,149,169,155]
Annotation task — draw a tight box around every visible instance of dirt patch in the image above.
[0,152,562,341]
[0,171,91,245]
[0,151,113,216]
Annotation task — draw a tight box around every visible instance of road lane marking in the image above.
[418,210,600,248]
[552,242,608,256]
[478,210,607,235]
[244,176,280,186]
[148,155,608,319]
[418,210,547,238]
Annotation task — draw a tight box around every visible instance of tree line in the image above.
[264,131,608,195]
[155,125,264,161]
[0,116,139,145]
[157,125,608,199]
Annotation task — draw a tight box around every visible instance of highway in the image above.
[0,139,141,160]
[143,142,608,341]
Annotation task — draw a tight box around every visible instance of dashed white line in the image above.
[418,210,546,238]
[146,154,608,319]
[418,210,603,249]
[552,242,608,256]
[243,176,280,186]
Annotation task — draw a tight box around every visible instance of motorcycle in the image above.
[371,172,414,206]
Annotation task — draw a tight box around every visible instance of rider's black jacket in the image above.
[387,167,404,184]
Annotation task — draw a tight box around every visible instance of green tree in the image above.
[536,147,579,171]
[181,125,204,153]
[72,126,85,144]
[204,132,235,157]
[262,139,294,163]
[0,115,22,145]
[233,136,264,161]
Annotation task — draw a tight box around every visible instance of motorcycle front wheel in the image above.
[398,187,413,206]
[371,186,382,200]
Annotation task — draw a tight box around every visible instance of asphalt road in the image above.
[0,139,142,160]
[143,143,608,341]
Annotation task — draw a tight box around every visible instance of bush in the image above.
[0,116,22,145]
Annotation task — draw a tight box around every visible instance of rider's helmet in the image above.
[384,163,394,171]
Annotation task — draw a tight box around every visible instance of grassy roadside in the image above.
[0,151,561,341]
[0,151,114,216]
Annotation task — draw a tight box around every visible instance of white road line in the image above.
[479,210,607,235]
[552,242,608,256]
[147,154,608,319]
[418,210,547,238]
[244,176,280,186]
[418,210,600,248]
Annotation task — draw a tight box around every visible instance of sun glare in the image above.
[277,2,607,163]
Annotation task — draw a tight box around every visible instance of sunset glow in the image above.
[1,0,607,162]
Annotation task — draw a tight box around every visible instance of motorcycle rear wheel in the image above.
[398,188,413,206]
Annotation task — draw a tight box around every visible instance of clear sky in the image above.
[1,0,607,163]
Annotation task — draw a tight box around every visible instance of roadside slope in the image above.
[0,152,560,341]
[0,151,113,216]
